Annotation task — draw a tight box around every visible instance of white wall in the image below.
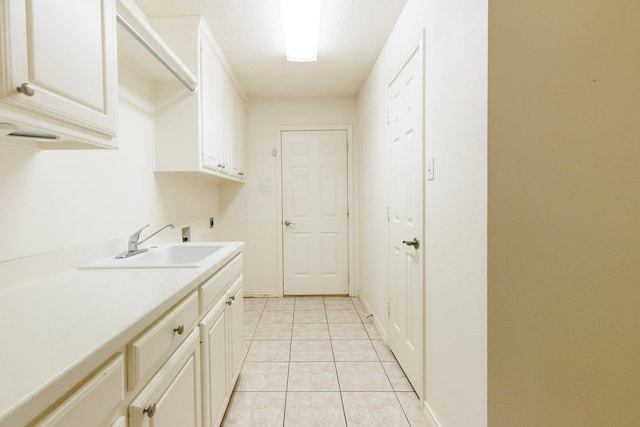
[357,0,488,425]
[0,63,221,269]
[218,97,357,296]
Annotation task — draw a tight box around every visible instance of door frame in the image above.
[275,125,356,297]
[386,32,426,398]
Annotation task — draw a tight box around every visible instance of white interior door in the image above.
[282,130,349,295]
[387,42,424,396]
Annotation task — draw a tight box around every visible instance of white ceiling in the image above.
[135,0,407,98]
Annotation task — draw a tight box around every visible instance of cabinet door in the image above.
[129,329,201,427]
[200,34,220,171]
[199,299,228,427]
[216,71,231,174]
[227,276,244,389]
[1,0,117,136]
[232,92,247,179]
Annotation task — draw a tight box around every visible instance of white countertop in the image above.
[0,241,243,427]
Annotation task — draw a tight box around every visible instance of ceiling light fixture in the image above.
[280,0,322,62]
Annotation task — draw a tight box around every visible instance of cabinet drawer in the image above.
[128,291,199,390]
[36,354,125,427]
[199,254,242,313]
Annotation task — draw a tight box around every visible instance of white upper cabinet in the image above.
[151,16,247,182]
[0,0,118,149]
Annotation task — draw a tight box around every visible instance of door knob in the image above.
[284,220,295,227]
[402,238,420,249]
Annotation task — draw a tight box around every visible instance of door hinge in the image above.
[346,142,349,153]
[387,301,391,317]
[347,207,350,218]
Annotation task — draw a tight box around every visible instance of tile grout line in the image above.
[325,297,349,427]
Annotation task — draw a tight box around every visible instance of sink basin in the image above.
[80,243,226,269]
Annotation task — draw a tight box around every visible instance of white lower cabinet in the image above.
[227,278,244,389]
[129,329,201,427]
[35,355,125,427]
[199,298,229,427]
[23,253,243,427]
[200,275,244,427]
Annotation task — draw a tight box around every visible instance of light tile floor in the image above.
[222,296,428,427]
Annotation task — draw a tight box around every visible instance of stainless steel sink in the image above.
[80,243,226,269]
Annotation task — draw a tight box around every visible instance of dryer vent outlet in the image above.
[182,227,191,242]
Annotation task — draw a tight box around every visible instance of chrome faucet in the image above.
[116,223,175,259]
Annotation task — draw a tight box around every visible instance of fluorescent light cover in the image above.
[281,0,322,62]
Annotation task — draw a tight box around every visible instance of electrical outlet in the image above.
[209,217,214,229]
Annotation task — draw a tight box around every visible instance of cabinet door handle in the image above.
[226,297,233,306]
[17,83,35,96]
[173,324,185,335]
[143,402,157,418]
[238,171,244,176]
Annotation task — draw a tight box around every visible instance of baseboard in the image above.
[244,292,282,298]
[423,401,442,427]
[358,296,388,341]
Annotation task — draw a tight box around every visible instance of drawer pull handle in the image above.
[173,324,185,335]
[17,83,35,96]
[143,402,157,418]
[230,295,236,301]
[226,298,232,306]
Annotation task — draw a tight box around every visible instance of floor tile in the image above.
[351,298,365,310]
[287,361,339,391]
[264,298,296,311]
[245,340,291,362]
[324,298,355,310]
[244,310,263,325]
[290,340,334,361]
[328,323,369,340]
[332,339,379,361]
[253,323,293,340]
[382,361,414,391]
[363,322,382,340]
[357,309,374,323]
[294,298,325,311]
[341,392,409,427]
[259,310,294,324]
[244,298,267,311]
[292,323,330,340]
[293,310,327,324]
[243,323,257,340]
[396,392,429,427]
[284,392,346,427]
[335,361,393,391]
[372,340,397,362]
[222,392,285,427]
[236,362,289,391]
[326,310,361,323]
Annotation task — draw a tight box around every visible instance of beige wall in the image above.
[0,63,221,265]
[488,1,640,425]
[358,0,488,425]
[218,97,357,296]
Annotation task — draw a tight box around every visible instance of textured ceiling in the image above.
[135,0,407,98]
